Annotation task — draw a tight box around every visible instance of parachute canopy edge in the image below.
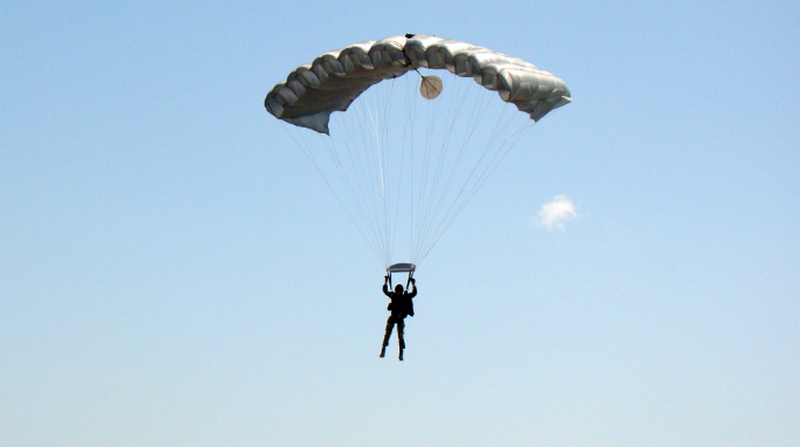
[283,111,332,134]
[265,34,571,133]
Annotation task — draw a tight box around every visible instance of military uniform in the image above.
[380,280,416,360]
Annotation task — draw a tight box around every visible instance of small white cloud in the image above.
[536,195,580,230]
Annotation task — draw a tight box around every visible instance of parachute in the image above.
[265,34,570,270]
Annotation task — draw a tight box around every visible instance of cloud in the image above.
[536,195,580,230]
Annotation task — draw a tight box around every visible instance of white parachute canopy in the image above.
[266,34,571,269]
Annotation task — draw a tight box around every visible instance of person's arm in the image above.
[407,278,417,299]
[383,276,391,297]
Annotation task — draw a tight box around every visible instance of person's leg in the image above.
[380,317,395,357]
[397,320,405,360]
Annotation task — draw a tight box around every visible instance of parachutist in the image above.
[380,276,416,361]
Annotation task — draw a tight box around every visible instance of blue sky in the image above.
[2,1,798,446]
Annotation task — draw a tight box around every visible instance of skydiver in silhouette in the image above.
[380,275,416,361]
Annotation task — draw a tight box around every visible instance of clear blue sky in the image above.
[2,1,798,446]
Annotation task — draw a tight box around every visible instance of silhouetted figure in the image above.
[380,276,416,361]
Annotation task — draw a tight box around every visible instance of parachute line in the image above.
[268,35,570,271]
[283,125,386,265]
[280,69,539,269]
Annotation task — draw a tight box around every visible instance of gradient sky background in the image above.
[2,1,798,446]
